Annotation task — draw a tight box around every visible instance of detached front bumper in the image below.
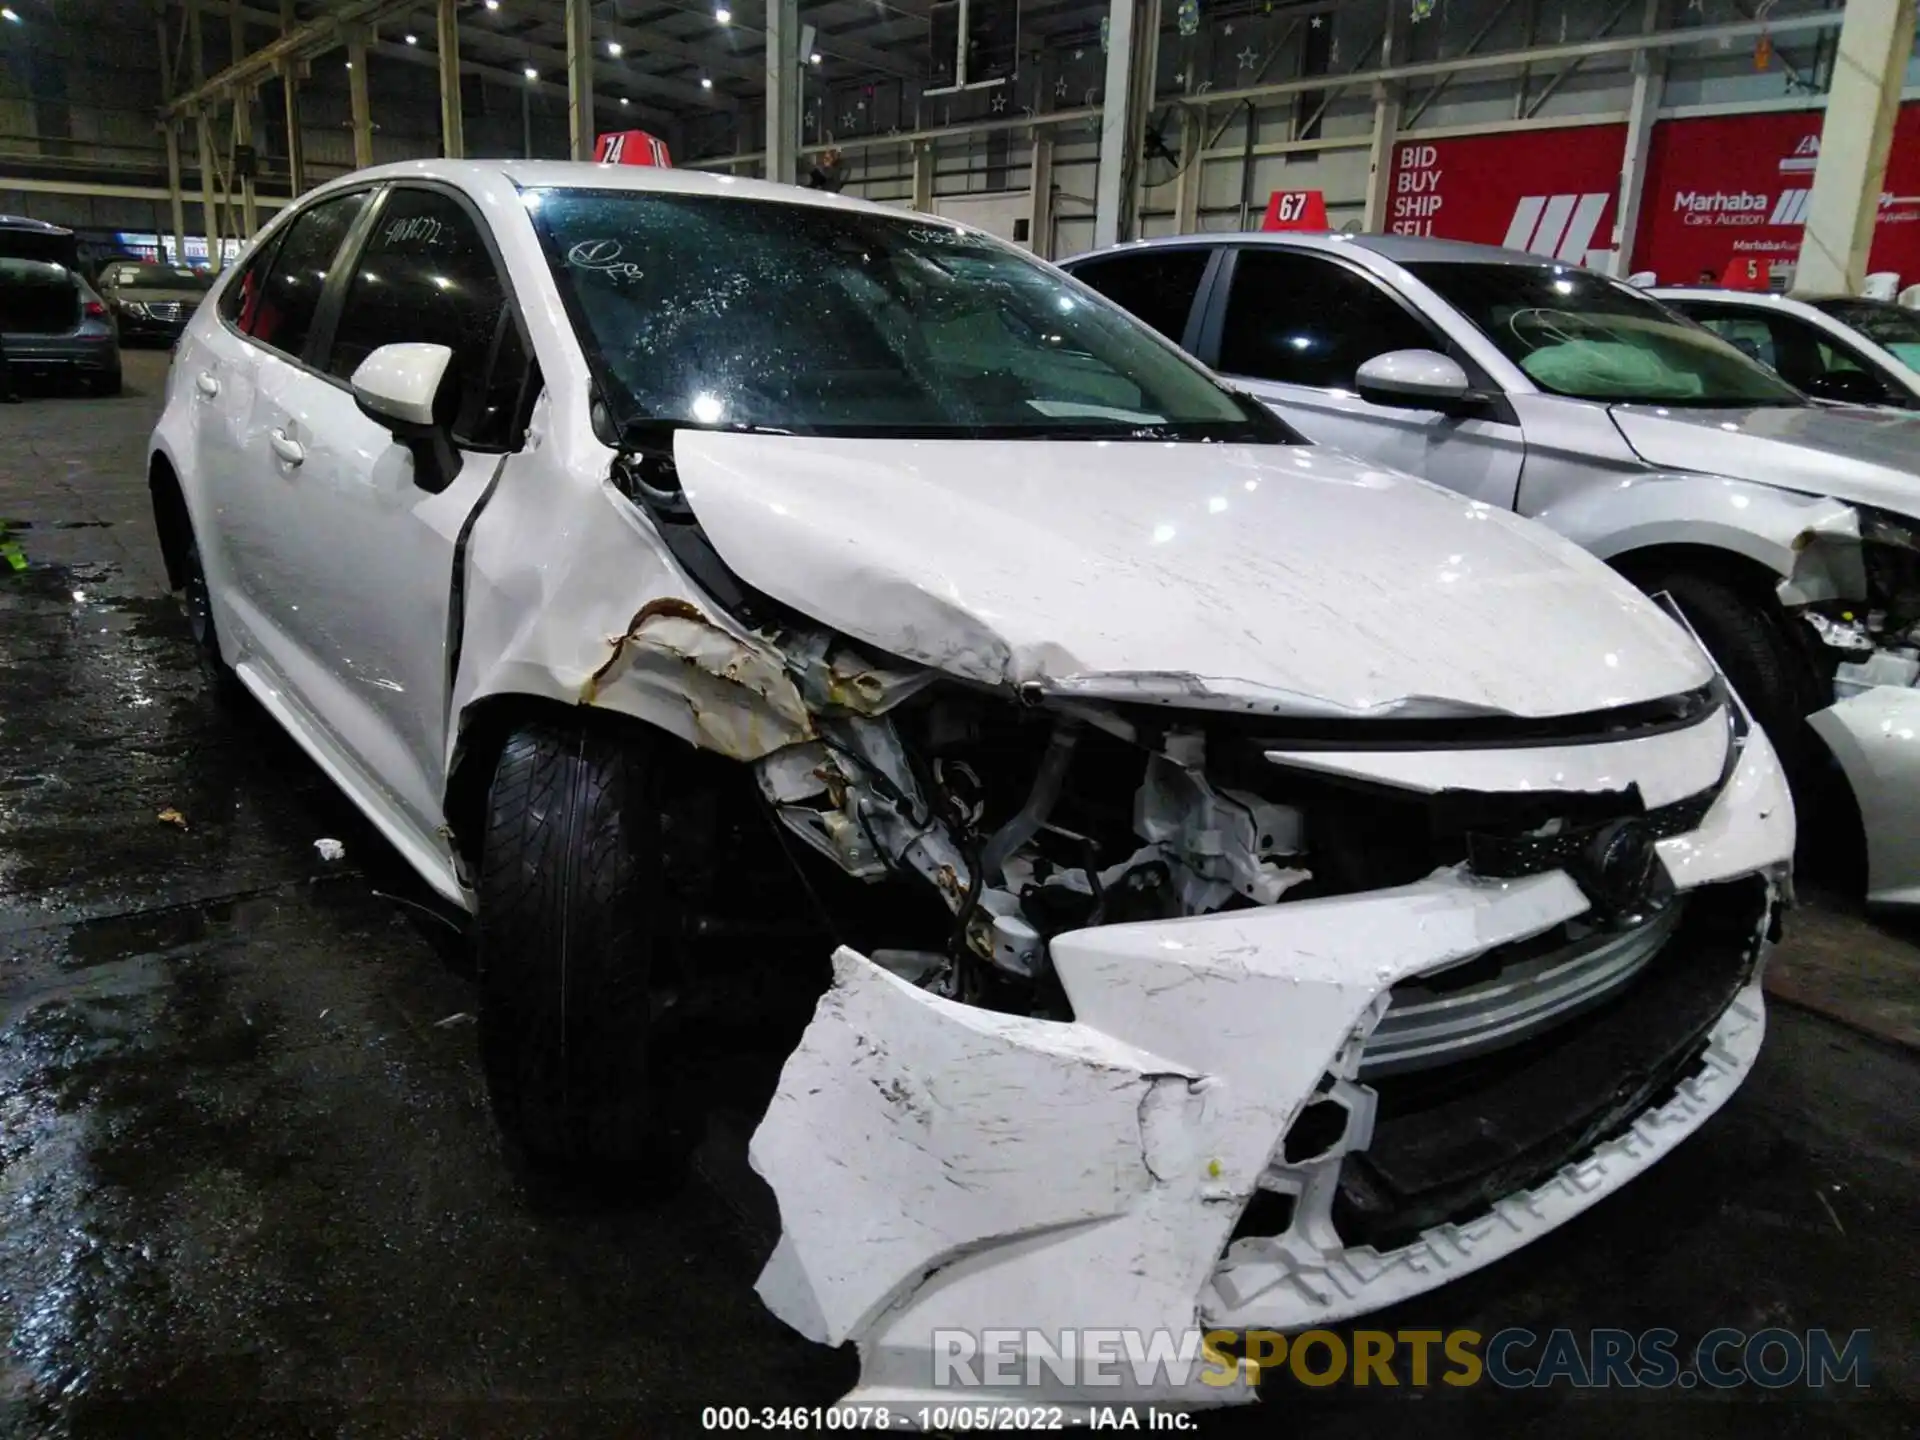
[749,723,1793,1419]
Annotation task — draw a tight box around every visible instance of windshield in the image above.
[526,187,1283,441]
[107,262,213,291]
[1406,262,1806,407]
[1813,298,1920,370]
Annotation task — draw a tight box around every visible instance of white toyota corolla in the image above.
[150,160,1792,1417]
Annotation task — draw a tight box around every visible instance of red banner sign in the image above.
[1631,105,1920,285]
[1387,126,1628,266]
[1385,106,1920,288]
[1261,190,1329,231]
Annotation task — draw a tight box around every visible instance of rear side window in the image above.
[1219,249,1436,388]
[235,191,368,357]
[217,232,280,327]
[325,188,524,448]
[1070,249,1211,341]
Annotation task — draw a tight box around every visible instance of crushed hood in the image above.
[673,433,1713,720]
[1609,403,1920,519]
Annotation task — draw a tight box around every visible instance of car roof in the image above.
[313,158,916,225]
[1064,231,1556,268]
[0,214,73,236]
[1649,287,1829,313]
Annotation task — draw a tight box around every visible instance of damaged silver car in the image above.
[148,162,1794,1420]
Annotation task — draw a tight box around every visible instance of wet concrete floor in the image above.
[0,351,1915,1437]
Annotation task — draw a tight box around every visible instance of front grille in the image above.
[1359,901,1685,1078]
[1330,876,1767,1251]
[145,301,182,322]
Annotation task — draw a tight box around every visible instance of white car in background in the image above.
[1654,288,1920,410]
[148,162,1790,1418]
[1066,233,1920,905]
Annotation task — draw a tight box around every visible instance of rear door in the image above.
[1198,246,1527,508]
[262,182,537,836]
[194,188,371,670]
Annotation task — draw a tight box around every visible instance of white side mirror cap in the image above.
[351,342,453,428]
[1355,348,1473,406]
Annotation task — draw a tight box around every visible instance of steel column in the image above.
[347,28,373,169]
[1797,0,1918,294]
[1028,133,1054,256]
[164,123,188,262]
[280,0,305,193]
[765,0,797,184]
[229,4,257,235]
[436,0,464,158]
[1361,6,1405,233]
[910,141,933,211]
[565,0,594,161]
[1092,0,1140,248]
[190,0,222,270]
[1607,0,1666,277]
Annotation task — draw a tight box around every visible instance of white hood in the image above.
[1609,403,1920,519]
[672,433,1713,720]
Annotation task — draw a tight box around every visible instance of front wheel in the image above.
[475,717,696,1185]
[1637,567,1822,775]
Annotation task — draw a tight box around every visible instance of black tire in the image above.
[176,520,239,697]
[1640,568,1820,776]
[475,718,695,1183]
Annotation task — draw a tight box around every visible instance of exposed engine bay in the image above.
[1799,507,1920,700]
[745,630,1734,1023]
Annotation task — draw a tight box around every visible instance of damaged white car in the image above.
[149,162,1793,1420]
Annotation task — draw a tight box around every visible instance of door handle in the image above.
[269,428,305,465]
[195,372,220,398]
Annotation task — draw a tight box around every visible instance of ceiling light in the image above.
[344,60,353,68]
[404,32,417,44]
[484,0,500,10]
[715,6,731,23]
[607,39,622,55]
[619,96,630,105]
[809,51,822,64]
[1,8,21,21]
[700,74,713,88]
[524,65,538,79]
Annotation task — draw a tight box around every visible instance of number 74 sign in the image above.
[1261,190,1329,231]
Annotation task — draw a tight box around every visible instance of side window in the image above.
[1692,312,1780,371]
[326,187,525,448]
[218,230,281,327]
[1219,250,1438,389]
[1070,249,1211,341]
[236,192,367,356]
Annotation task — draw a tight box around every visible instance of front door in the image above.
[1205,247,1527,509]
[266,183,536,838]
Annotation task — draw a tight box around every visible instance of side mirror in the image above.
[1803,369,1888,407]
[351,342,460,492]
[1354,348,1484,414]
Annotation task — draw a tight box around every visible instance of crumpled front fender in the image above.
[1530,472,1866,605]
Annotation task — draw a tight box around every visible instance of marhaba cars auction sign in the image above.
[1385,104,1920,285]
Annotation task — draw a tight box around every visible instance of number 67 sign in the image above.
[1261,190,1329,231]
